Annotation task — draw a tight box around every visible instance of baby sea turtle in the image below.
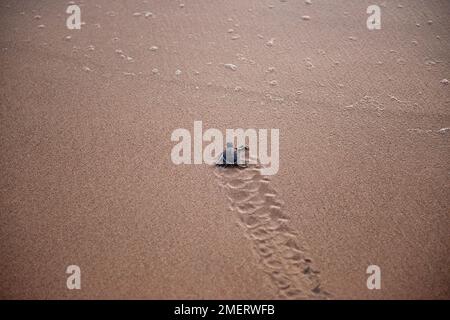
[216,143,248,167]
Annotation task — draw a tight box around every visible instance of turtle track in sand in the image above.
[214,164,330,299]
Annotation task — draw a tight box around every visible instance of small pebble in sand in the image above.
[227,28,234,33]
[266,38,275,47]
[82,66,92,72]
[411,40,418,45]
[234,86,242,92]
[34,15,42,20]
[266,67,276,73]
[151,68,159,74]
[144,12,153,18]
[231,35,241,40]
[133,12,142,17]
[149,46,158,51]
[175,69,182,76]
[427,20,433,25]
[87,45,95,51]
[224,63,238,71]
[179,4,185,8]
[37,24,45,28]
[301,15,311,21]
[269,80,278,86]
[305,0,312,4]
[438,127,450,134]
[440,79,449,85]
[305,58,314,69]
[348,36,357,41]
[65,35,72,41]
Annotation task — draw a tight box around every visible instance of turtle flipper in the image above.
[237,145,249,151]
[216,153,225,166]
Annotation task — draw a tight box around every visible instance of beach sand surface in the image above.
[0,0,449,299]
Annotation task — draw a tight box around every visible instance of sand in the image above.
[0,0,449,299]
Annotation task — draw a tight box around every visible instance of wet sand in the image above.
[0,0,449,299]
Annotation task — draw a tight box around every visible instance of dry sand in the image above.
[0,0,449,299]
